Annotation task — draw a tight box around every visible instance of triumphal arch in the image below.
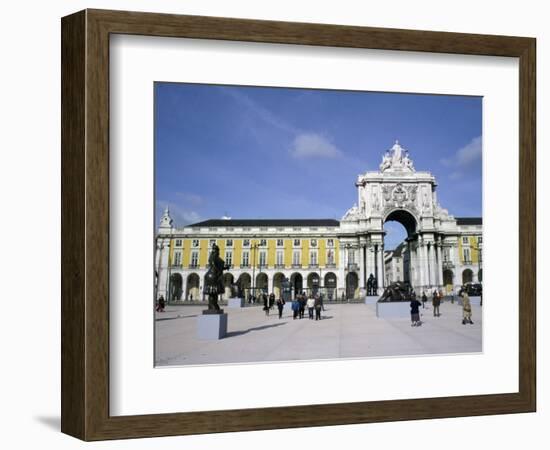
[338,141,473,295]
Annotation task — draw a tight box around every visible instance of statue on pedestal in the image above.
[203,244,229,314]
[379,140,415,173]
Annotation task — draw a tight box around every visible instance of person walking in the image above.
[432,290,441,317]
[276,297,285,319]
[299,294,306,319]
[421,291,427,309]
[314,295,322,321]
[263,293,269,316]
[307,295,315,319]
[461,291,474,324]
[269,292,275,310]
[410,296,422,326]
[291,297,300,320]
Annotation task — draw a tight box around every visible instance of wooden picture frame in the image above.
[61,9,536,441]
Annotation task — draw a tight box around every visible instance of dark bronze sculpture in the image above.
[203,244,229,314]
[378,281,414,302]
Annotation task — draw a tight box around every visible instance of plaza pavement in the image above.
[155,300,482,366]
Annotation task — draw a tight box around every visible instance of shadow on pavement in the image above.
[226,322,286,338]
[156,314,198,322]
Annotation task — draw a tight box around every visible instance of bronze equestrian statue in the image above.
[203,244,229,313]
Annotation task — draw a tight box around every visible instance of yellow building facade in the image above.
[156,217,342,302]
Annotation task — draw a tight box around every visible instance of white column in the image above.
[436,243,443,288]
[381,243,386,288]
[417,238,428,290]
[359,244,366,290]
[451,243,460,292]
[338,246,346,298]
[415,246,422,288]
[407,242,417,290]
[422,241,430,289]
[157,238,171,299]
[429,243,437,289]
[367,244,376,280]
[376,245,384,292]
[415,246,421,288]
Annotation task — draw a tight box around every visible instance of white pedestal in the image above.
[364,296,379,305]
[376,301,410,319]
[197,313,228,340]
[227,298,245,308]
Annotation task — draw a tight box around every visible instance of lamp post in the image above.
[251,240,259,302]
[318,244,322,297]
[472,242,483,305]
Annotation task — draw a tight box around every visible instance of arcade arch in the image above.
[169,273,183,301]
[462,268,474,284]
[186,273,200,301]
[272,272,285,298]
[290,272,303,297]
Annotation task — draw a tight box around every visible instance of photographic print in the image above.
[154,83,482,367]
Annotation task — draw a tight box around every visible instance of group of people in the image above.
[259,291,325,321]
[409,289,474,327]
[260,291,288,319]
[291,293,324,321]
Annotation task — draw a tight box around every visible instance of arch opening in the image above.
[255,273,268,295]
[443,269,454,293]
[169,273,183,301]
[307,273,320,295]
[462,268,473,284]
[290,273,303,298]
[324,272,337,301]
[384,209,418,238]
[382,209,418,290]
[186,273,200,301]
[345,272,359,299]
[273,272,285,298]
[223,273,234,299]
[236,273,251,300]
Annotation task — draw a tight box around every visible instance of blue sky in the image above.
[155,83,482,249]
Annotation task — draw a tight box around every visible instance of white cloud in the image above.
[448,171,462,181]
[441,136,482,168]
[289,133,343,159]
[222,88,298,134]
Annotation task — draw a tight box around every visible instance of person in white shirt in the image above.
[306,296,315,319]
